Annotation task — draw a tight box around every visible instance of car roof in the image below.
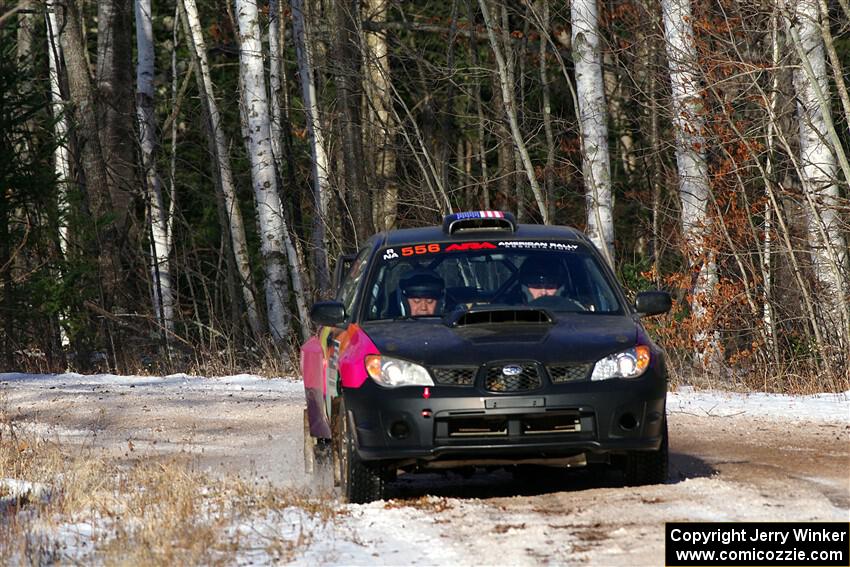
[378,223,588,247]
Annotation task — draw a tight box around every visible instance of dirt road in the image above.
[2,373,847,564]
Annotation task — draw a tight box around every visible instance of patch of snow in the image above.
[0,478,51,506]
[0,372,302,396]
[667,387,849,423]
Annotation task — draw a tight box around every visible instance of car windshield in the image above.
[363,242,624,320]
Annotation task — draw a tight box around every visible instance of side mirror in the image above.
[634,291,672,317]
[310,301,346,327]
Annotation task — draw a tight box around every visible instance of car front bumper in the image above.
[342,370,667,466]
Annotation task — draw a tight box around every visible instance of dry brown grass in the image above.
[6,334,301,379]
[0,395,336,565]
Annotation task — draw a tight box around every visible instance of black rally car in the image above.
[301,211,672,503]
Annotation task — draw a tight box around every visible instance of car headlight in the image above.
[590,345,651,381]
[365,355,435,388]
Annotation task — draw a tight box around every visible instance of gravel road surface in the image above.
[2,373,847,564]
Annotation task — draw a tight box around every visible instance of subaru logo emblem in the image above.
[502,365,523,376]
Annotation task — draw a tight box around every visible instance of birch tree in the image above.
[46,1,70,258]
[571,0,614,266]
[268,0,313,342]
[268,0,285,171]
[43,1,71,348]
[235,0,295,343]
[291,0,332,294]
[180,0,263,337]
[661,0,720,364]
[16,0,34,62]
[478,0,549,224]
[785,0,850,352]
[538,0,556,223]
[135,0,175,335]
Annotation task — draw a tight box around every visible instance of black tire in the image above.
[335,399,385,504]
[624,419,668,486]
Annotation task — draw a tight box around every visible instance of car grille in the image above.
[484,363,542,392]
[547,363,592,383]
[431,366,477,386]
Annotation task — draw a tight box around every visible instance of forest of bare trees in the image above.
[0,0,848,390]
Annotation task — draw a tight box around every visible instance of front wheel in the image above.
[334,399,385,504]
[623,419,669,486]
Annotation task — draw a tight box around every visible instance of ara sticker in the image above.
[444,242,498,252]
[382,248,399,260]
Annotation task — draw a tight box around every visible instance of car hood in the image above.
[360,314,639,367]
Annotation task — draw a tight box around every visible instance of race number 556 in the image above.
[401,244,440,256]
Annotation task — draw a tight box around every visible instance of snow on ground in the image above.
[2,372,848,565]
[3,372,847,422]
[0,372,303,394]
[667,385,849,422]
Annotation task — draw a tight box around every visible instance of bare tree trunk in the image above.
[291,0,332,294]
[59,0,121,310]
[648,36,663,289]
[466,0,490,209]
[572,0,614,266]
[602,52,637,179]
[479,0,549,223]
[362,0,398,231]
[16,0,34,61]
[97,0,136,235]
[816,0,850,135]
[786,0,850,355]
[46,2,70,259]
[492,75,513,211]
[168,2,181,256]
[498,2,526,222]
[539,0,556,224]
[235,0,295,344]
[270,0,304,235]
[269,0,312,341]
[762,8,781,366]
[441,1,460,215]
[661,0,720,366]
[16,0,34,158]
[268,0,285,171]
[135,0,174,336]
[333,0,372,243]
[180,0,264,338]
[44,1,71,348]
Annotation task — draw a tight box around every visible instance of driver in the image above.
[519,256,565,302]
[399,269,445,317]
